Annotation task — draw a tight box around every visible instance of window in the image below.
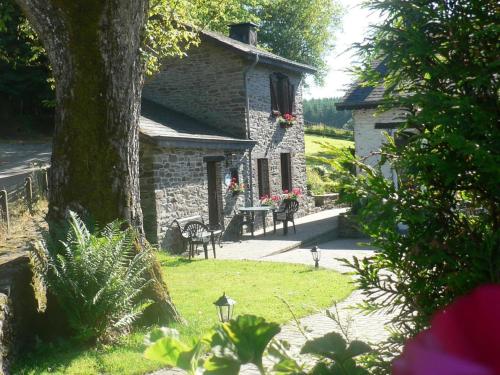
[230,168,239,183]
[257,158,270,198]
[280,153,292,191]
[270,73,295,115]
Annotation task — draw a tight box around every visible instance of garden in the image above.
[14,219,353,375]
[2,0,499,374]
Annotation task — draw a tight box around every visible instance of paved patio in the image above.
[205,207,349,260]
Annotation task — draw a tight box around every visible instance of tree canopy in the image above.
[0,0,343,116]
[303,97,352,128]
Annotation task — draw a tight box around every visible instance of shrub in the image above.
[31,211,153,343]
[339,0,499,372]
[145,314,371,374]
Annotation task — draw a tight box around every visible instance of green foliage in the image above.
[254,0,343,84]
[145,314,370,374]
[305,137,355,195]
[301,333,370,375]
[304,98,352,128]
[0,0,54,136]
[31,211,153,343]
[339,0,500,371]
[145,315,280,374]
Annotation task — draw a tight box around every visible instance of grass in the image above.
[14,255,353,375]
[305,134,354,157]
[305,134,354,195]
[304,124,353,140]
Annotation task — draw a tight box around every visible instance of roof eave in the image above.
[335,100,383,111]
[257,55,317,74]
[140,132,257,150]
[200,32,316,74]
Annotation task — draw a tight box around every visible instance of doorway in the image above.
[206,161,221,228]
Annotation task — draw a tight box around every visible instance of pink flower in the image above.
[283,189,289,194]
[393,285,500,375]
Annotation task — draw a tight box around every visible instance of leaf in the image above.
[144,336,193,370]
[203,354,241,374]
[300,332,347,359]
[209,315,281,368]
[268,339,306,374]
[273,359,307,375]
[346,341,371,358]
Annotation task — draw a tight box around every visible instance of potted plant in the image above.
[277,113,296,129]
[260,194,281,207]
[282,188,302,201]
[227,177,245,196]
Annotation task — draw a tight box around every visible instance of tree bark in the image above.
[15,0,181,323]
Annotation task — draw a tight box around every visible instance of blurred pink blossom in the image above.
[393,285,500,375]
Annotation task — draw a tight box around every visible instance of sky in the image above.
[304,0,383,99]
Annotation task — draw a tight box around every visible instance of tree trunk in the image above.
[15,0,181,323]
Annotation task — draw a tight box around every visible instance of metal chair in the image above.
[234,209,255,240]
[273,200,299,235]
[183,221,216,259]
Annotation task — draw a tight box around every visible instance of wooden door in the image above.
[207,161,220,228]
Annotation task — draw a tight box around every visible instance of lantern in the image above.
[311,246,321,268]
[214,292,236,322]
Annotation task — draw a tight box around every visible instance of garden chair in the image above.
[234,209,255,240]
[273,200,299,235]
[183,220,217,260]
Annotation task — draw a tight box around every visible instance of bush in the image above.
[339,0,499,372]
[31,211,153,343]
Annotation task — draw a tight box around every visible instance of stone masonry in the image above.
[140,32,313,250]
[352,108,407,179]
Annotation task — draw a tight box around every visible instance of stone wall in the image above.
[352,108,407,179]
[142,39,248,138]
[247,65,314,217]
[140,142,250,250]
[0,254,38,375]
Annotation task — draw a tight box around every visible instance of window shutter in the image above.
[257,159,270,198]
[280,153,292,191]
[270,75,280,113]
[289,84,296,114]
[279,77,290,115]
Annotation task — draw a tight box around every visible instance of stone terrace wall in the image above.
[143,39,248,138]
[140,143,250,250]
[247,65,314,216]
[0,254,38,375]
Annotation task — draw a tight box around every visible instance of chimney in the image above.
[229,22,258,46]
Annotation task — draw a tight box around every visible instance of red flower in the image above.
[393,285,500,375]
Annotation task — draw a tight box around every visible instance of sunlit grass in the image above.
[13,254,353,375]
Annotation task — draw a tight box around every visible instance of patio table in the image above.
[237,206,276,237]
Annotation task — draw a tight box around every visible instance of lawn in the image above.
[14,255,353,375]
[305,134,354,157]
[305,134,354,195]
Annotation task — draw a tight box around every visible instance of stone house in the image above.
[138,23,316,250]
[336,61,407,184]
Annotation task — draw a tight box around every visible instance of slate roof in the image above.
[336,61,387,110]
[200,29,317,74]
[139,100,256,150]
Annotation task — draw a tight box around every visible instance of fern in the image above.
[31,211,153,343]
